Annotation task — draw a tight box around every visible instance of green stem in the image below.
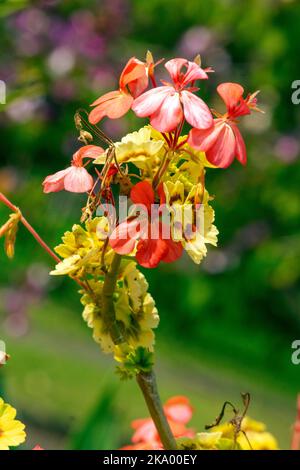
[102,252,177,449]
[137,370,177,450]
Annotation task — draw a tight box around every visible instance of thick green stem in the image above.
[102,252,177,450]
[137,370,177,450]
[102,252,124,344]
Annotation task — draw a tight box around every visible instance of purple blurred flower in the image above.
[274,135,299,163]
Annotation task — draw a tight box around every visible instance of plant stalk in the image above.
[136,370,177,450]
[102,252,124,344]
[0,192,60,263]
[102,253,177,449]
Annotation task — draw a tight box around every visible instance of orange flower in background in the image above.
[122,395,194,450]
[89,57,150,124]
[33,444,44,450]
[42,145,104,193]
[291,395,300,450]
[188,82,260,168]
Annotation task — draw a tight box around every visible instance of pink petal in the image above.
[150,92,183,132]
[42,168,71,194]
[131,419,157,443]
[89,91,133,124]
[64,166,94,193]
[181,61,208,87]
[231,123,247,165]
[131,86,173,118]
[188,118,224,151]
[109,217,141,255]
[217,82,244,111]
[165,396,193,424]
[206,122,236,168]
[165,58,187,83]
[130,181,154,212]
[181,90,213,129]
[90,90,121,107]
[73,145,104,165]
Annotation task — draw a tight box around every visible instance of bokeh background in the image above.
[0,0,300,450]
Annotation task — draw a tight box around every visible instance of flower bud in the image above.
[0,210,21,259]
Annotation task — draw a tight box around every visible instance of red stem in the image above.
[0,192,60,263]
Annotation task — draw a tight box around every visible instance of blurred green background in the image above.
[0,0,300,450]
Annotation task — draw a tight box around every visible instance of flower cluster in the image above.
[43,52,260,372]
[122,395,278,451]
[80,262,159,355]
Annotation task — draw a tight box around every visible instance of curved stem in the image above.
[0,192,60,263]
[137,370,177,450]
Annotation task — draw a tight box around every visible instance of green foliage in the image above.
[71,385,120,450]
[0,0,299,450]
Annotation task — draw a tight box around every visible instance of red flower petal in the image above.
[188,119,224,151]
[162,237,183,263]
[231,123,247,165]
[136,237,169,268]
[217,82,244,111]
[109,217,142,255]
[119,57,148,95]
[205,122,236,168]
[130,181,155,212]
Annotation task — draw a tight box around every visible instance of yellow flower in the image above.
[163,180,218,264]
[210,416,278,450]
[177,432,223,450]
[0,398,26,450]
[81,262,159,355]
[50,217,113,277]
[94,127,165,174]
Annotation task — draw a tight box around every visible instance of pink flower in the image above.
[188,82,260,168]
[89,57,149,125]
[109,181,183,269]
[131,58,213,132]
[121,396,194,450]
[42,145,104,194]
